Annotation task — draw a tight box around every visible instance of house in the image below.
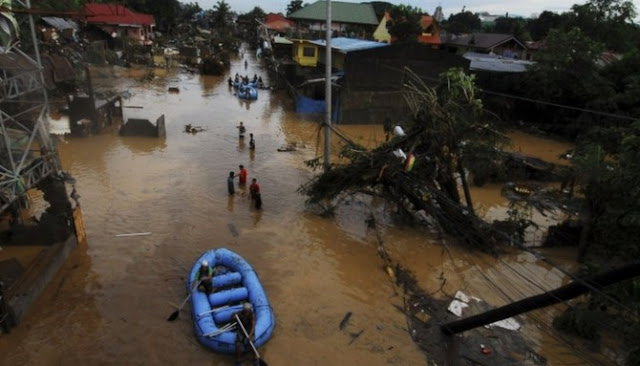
[287,1,378,36]
[309,37,387,70]
[373,11,391,43]
[272,36,294,59]
[291,39,319,67]
[264,13,295,34]
[338,43,469,124]
[83,3,155,45]
[445,33,527,59]
[417,15,441,46]
[373,12,441,46]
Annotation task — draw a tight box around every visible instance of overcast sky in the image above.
[182,0,604,18]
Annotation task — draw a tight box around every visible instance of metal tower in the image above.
[0,0,61,215]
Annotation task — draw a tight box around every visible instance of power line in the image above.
[369,61,640,123]
[480,89,640,122]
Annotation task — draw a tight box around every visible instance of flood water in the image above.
[0,50,609,365]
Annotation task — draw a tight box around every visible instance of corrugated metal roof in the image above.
[42,17,78,30]
[310,37,387,53]
[463,51,535,72]
[273,36,293,45]
[287,1,378,25]
[447,33,524,50]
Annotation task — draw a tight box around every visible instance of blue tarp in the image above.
[295,96,340,122]
[296,96,325,114]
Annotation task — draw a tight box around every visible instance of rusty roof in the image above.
[41,54,75,83]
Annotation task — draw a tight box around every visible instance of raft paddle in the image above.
[167,281,200,321]
[235,314,268,366]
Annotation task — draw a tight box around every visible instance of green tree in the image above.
[387,5,423,43]
[523,28,612,133]
[143,0,179,33]
[561,122,640,365]
[370,1,394,20]
[236,7,266,45]
[527,11,563,41]
[286,0,304,15]
[444,11,481,34]
[212,0,231,28]
[600,49,640,118]
[177,2,202,23]
[487,16,530,41]
[567,0,638,52]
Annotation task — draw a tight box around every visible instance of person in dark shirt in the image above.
[228,171,236,195]
[234,302,256,366]
[249,179,262,210]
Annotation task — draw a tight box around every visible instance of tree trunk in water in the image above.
[457,155,474,214]
[437,159,461,204]
[577,205,592,263]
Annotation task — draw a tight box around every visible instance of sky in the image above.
[182,0,602,18]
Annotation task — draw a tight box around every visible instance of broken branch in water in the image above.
[339,311,352,330]
[115,232,151,237]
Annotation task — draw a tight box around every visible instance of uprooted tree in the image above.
[299,68,511,250]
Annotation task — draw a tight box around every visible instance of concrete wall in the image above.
[7,235,77,323]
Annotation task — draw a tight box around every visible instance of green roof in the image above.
[287,1,378,25]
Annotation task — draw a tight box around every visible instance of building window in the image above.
[302,47,315,57]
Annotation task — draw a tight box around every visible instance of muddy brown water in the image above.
[0,51,609,365]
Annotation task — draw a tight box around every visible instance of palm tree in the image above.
[213,0,231,27]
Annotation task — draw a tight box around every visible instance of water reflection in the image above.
[227,195,234,212]
[120,136,167,154]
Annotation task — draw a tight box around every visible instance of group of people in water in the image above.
[228,73,265,89]
[228,122,261,210]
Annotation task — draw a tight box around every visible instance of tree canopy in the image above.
[444,11,481,34]
[386,5,423,43]
[212,0,231,28]
[286,0,304,15]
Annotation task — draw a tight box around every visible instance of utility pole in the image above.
[323,0,332,170]
[440,262,640,335]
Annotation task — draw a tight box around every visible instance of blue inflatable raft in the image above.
[237,85,258,100]
[189,248,275,353]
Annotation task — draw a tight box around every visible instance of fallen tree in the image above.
[299,68,512,250]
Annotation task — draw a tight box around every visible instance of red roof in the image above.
[265,13,294,28]
[420,15,434,29]
[84,3,154,26]
[417,15,440,45]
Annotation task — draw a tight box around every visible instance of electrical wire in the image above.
[367,61,640,123]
